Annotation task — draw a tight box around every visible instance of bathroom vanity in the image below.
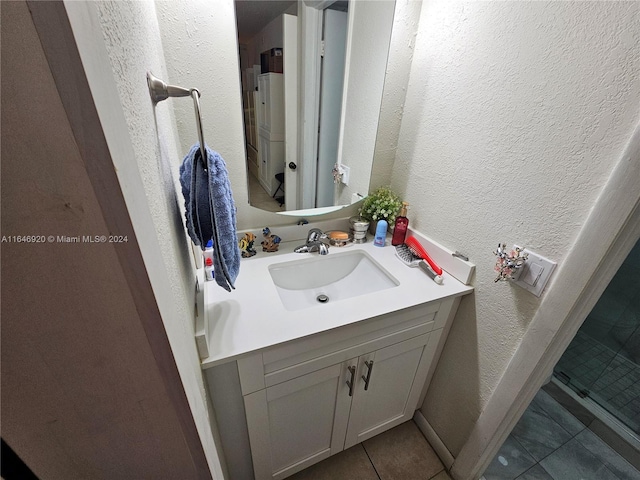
[199,231,473,480]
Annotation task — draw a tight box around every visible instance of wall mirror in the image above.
[234,0,396,215]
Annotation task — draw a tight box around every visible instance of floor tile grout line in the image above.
[571,427,639,476]
[518,403,604,471]
[493,388,639,480]
[519,462,553,480]
[600,461,626,480]
[553,386,640,473]
[511,412,576,464]
[360,440,448,480]
[492,393,583,479]
[533,392,587,439]
[361,442,383,480]
[427,467,447,480]
[510,433,556,468]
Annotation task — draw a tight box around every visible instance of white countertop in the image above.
[200,234,474,369]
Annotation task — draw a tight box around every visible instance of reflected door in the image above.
[283,13,298,211]
[315,8,348,208]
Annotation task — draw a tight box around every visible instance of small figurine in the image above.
[239,232,257,258]
[261,227,282,252]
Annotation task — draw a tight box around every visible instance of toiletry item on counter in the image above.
[327,230,353,247]
[204,257,215,281]
[374,220,388,247]
[391,202,410,246]
[349,216,369,243]
[203,239,214,264]
[395,244,443,284]
[328,231,349,241]
[406,236,443,275]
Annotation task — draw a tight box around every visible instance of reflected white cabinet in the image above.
[257,73,284,138]
[243,91,259,149]
[256,73,284,195]
[258,134,284,196]
[236,299,459,480]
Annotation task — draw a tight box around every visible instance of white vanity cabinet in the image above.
[244,361,352,479]
[343,333,433,449]
[234,298,459,480]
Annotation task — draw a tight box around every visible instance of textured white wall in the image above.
[370,0,423,190]
[395,1,640,455]
[245,15,284,68]
[90,1,224,476]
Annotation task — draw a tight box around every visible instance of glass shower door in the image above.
[554,239,640,435]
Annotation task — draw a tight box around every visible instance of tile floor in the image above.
[288,421,451,480]
[556,330,640,434]
[279,387,639,480]
[247,171,285,213]
[481,388,640,480]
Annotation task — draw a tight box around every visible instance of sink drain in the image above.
[316,294,329,304]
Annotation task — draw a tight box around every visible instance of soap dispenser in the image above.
[392,202,409,246]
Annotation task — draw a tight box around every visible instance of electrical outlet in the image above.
[511,246,557,297]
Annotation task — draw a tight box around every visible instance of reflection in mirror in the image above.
[234,0,395,215]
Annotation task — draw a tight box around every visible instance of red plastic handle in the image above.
[406,236,443,276]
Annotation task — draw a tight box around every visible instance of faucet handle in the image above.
[307,228,324,243]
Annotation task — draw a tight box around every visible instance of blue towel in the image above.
[180,144,241,291]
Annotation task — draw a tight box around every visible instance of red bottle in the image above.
[392,202,409,246]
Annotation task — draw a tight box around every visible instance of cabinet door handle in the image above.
[361,360,374,391]
[346,366,356,397]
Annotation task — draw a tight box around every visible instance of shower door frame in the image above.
[553,241,640,436]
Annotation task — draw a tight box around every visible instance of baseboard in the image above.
[413,410,455,470]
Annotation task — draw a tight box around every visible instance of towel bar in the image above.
[147,72,207,165]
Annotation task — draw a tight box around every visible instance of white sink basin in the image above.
[268,250,399,311]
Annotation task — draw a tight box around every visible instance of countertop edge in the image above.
[199,286,472,370]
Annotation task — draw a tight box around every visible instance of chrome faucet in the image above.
[294,228,329,255]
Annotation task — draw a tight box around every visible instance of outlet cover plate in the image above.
[340,165,350,185]
[511,245,557,297]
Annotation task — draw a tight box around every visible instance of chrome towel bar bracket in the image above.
[147,71,207,165]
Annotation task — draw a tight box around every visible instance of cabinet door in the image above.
[258,134,270,191]
[344,333,432,449]
[257,75,269,129]
[244,360,356,480]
